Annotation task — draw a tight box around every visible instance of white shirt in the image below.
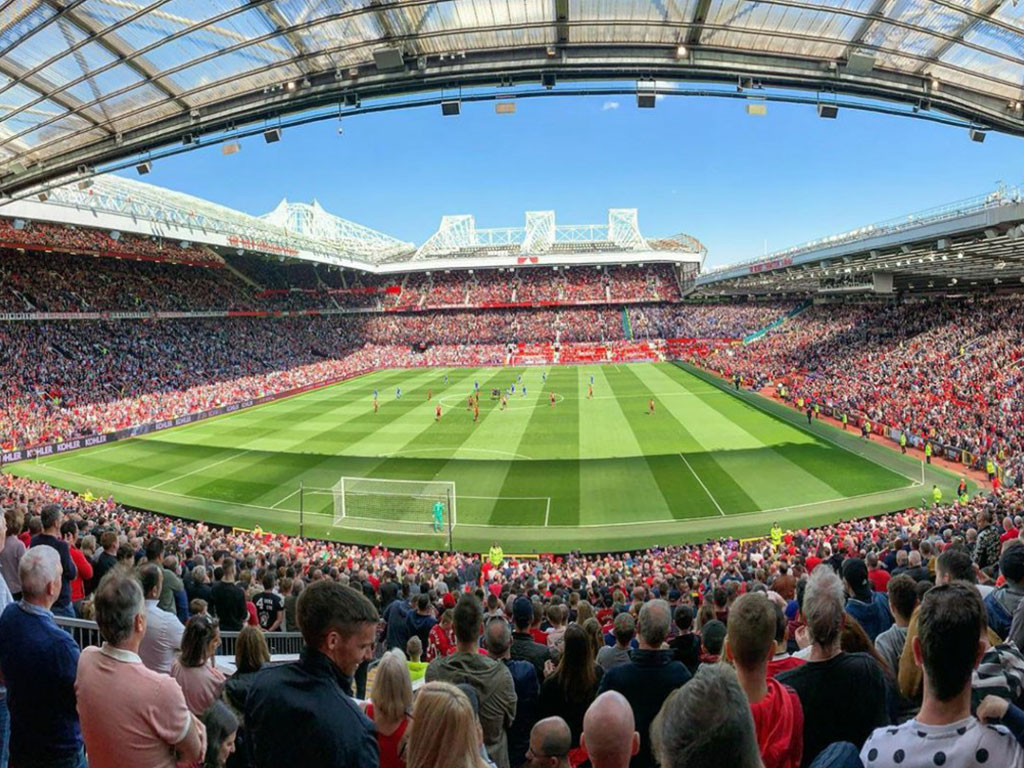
[138,599,184,675]
[861,715,1024,768]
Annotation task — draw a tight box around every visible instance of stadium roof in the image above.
[3,0,1024,195]
[0,172,702,269]
[694,184,1024,296]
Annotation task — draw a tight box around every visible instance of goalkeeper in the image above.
[432,500,445,533]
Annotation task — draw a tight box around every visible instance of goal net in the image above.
[332,477,457,532]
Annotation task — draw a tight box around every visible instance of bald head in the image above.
[582,692,639,768]
[529,717,572,768]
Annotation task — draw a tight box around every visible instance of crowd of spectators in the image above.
[0,218,219,265]
[686,298,1024,487]
[631,302,795,340]
[5,470,1024,766]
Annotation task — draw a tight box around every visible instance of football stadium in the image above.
[4,2,1024,768]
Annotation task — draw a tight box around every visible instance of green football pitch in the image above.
[7,362,964,553]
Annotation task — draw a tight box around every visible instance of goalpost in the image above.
[329,476,457,549]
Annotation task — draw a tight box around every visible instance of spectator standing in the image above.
[485,617,539,768]
[509,596,550,679]
[365,650,413,768]
[91,531,119,590]
[865,553,890,594]
[211,557,248,631]
[283,578,301,632]
[778,566,889,767]
[407,593,438,650]
[0,511,13,768]
[861,582,1024,767]
[725,592,804,768]
[841,558,893,642]
[245,581,379,768]
[62,520,92,616]
[873,574,917,680]
[984,544,1024,639]
[1,510,25,600]
[526,717,571,768]
[253,573,284,632]
[0,546,84,768]
[598,599,691,768]
[581,692,640,768]
[406,682,490,768]
[76,569,206,768]
[597,613,635,672]
[29,503,76,617]
[538,624,602,749]
[172,614,226,716]
[650,664,763,768]
[138,562,185,674]
[223,624,270,768]
[975,509,1002,575]
[200,701,239,768]
[667,605,700,676]
[426,595,517,768]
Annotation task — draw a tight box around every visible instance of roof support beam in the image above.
[0,58,111,135]
[843,0,890,56]
[915,0,1005,75]
[555,0,570,47]
[42,0,191,112]
[252,0,316,74]
[686,0,713,47]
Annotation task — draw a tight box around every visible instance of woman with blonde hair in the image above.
[407,682,490,768]
[366,649,414,768]
[575,600,595,625]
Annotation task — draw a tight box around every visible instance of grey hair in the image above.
[803,565,846,648]
[19,546,61,599]
[650,664,762,768]
[638,599,671,647]
[94,571,145,646]
[484,616,512,656]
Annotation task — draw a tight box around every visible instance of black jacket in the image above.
[598,649,691,768]
[510,631,550,679]
[211,580,247,631]
[245,648,379,768]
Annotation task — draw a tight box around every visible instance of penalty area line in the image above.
[679,453,726,517]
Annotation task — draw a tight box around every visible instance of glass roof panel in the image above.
[0,1,58,52]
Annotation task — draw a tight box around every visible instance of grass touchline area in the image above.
[7,362,964,553]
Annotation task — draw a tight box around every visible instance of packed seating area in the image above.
[0,217,220,265]
[685,298,1024,487]
[4,464,1024,767]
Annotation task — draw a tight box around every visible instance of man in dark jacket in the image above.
[598,599,691,768]
[210,557,247,631]
[245,581,379,768]
[383,585,412,650]
[28,504,76,617]
[986,544,1024,639]
[486,616,539,768]
[406,593,437,650]
[510,595,550,679]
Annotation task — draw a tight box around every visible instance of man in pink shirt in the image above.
[76,570,206,768]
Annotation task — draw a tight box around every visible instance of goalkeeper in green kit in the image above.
[432,500,444,532]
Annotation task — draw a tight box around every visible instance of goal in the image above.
[332,476,456,541]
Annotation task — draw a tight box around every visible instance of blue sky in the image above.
[128,94,1022,269]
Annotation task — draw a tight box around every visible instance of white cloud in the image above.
[601,101,620,111]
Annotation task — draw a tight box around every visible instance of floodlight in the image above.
[441,100,461,116]
[969,129,986,143]
[676,44,687,58]
[817,103,838,119]
[77,179,93,190]
[136,161,152,175]
[263,128,281,143]
[222,142,241,155]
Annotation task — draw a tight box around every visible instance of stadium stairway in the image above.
[621,307,633,339]
[742,300,812,344]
